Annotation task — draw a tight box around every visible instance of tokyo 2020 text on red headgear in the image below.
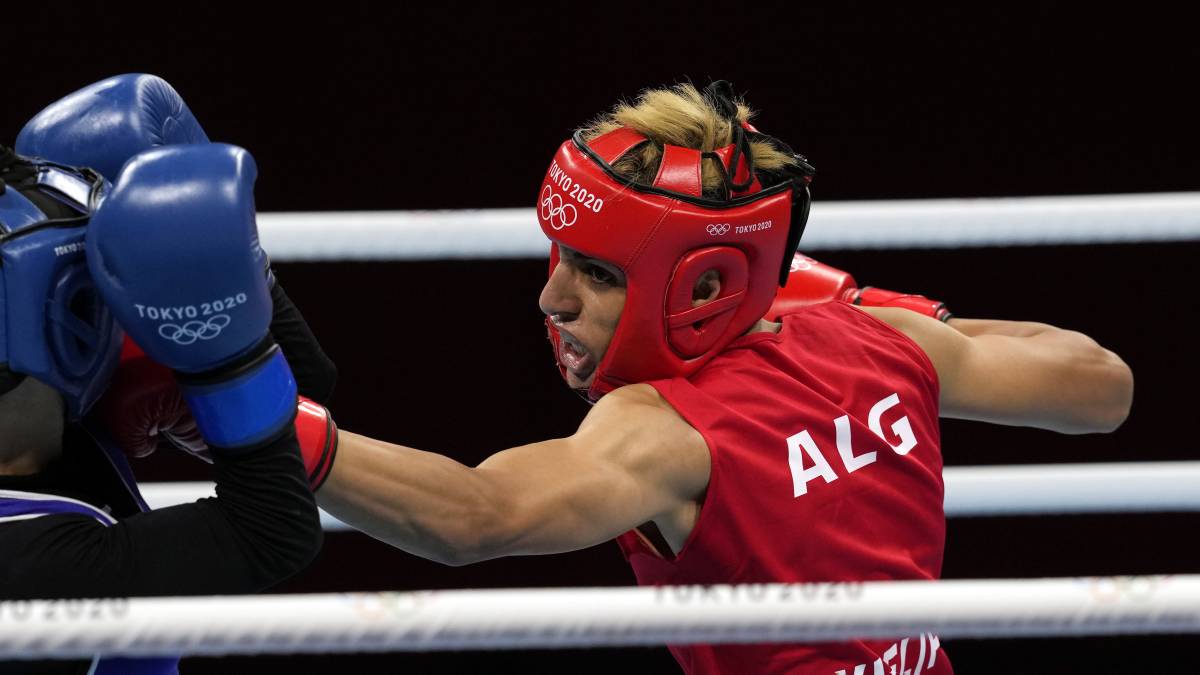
[538,81,816,401]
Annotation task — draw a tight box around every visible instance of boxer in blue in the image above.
[0,75,335,675]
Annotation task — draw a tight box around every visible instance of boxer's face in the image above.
[539,245,626,390]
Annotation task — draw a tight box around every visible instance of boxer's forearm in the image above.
[318,431,501,565]
[960,331,1132,433]
[947,318,1133,430]
[868,308,1133,433]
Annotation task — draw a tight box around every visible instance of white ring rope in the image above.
[138,461,1200,531]
[941,461,1200,516]
[1,576,1196,659]
[257,192,1200,261]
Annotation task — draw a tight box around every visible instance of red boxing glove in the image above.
[97,338,209,461]
[100,339,339,489]
[768,253,859,319]
[769,253,952,322]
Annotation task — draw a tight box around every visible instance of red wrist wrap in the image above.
[296,396,338,491]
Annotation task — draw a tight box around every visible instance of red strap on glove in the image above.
[99,337,338,490]
[295,397,338,491]
[769,253,952,322]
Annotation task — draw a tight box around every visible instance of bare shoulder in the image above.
[853,305,967,375]
[598,381,687,415]
[580,383,704,447]
[575,383,711,496]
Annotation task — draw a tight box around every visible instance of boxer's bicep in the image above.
[472,385,709,557]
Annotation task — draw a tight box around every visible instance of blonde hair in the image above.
[579,82,800,199]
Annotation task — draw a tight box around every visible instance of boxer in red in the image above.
[143,80,1133,673]
[301,81,1133,673]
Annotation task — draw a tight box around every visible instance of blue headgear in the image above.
[0,146,122,419]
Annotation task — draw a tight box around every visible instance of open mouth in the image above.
[557,330,595,381]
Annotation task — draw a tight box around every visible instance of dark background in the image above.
[9,3,1199,673]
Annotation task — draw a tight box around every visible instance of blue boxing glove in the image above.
[87,144,294,451]
[17,74,209,181]
[21,74,276,288]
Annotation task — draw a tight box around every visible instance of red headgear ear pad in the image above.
[665,247,749,358]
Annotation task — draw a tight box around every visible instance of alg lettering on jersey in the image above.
[834,633,941,675]
[786,393,918,497]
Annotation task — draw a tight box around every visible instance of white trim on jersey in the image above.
[0,489,117,525]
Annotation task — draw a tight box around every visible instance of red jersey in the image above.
[617,302,951,674]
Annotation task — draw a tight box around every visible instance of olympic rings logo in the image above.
[706,223,731,236]
[1082,575,1167,603]
[540,186,578,231]
[346,591,427,620]
[158,314,232,345]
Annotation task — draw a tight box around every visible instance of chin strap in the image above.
[571,386,597,406]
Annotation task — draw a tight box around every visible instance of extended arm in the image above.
[865,308,1133,434]
[318,385,709,565]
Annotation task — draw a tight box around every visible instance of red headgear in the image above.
[538,118,814,401]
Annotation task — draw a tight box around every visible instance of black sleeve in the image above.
[270,280,338,404]
[0,431,323,599]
